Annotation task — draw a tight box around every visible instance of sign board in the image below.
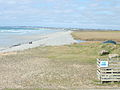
[100,61,108,67]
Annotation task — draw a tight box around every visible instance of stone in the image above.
[99,50,109,56]
[109,54,120,59]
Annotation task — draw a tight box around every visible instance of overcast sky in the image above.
[0,0,120,29]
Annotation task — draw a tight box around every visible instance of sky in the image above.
[0,0,120,29]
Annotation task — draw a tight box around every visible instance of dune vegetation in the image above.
[0,31,120,89]
[71,31,120,42]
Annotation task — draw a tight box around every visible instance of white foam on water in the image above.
[1,29,30,34]
[0,29,62,48]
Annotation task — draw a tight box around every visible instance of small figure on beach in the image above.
[29,42,32,44]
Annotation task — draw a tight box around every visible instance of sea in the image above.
[0,26,61,49]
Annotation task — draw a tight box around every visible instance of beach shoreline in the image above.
[0,31,77,53]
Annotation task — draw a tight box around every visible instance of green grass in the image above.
[19,42,120,65]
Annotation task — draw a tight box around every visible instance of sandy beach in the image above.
[0,31,77,53]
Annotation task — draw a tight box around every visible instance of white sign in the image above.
[100,61,108,67]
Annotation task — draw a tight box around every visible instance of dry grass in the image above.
[72,31,120,42]
[0,52,17,56]
[0,42,120,89]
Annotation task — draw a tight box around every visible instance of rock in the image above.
[99,50,109,56]
[29,42,32,44]
[109,54,120,59]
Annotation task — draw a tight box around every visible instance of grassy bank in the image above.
[1,41,120,89]
[71,31,120,42]
[24,42,120,64]
[1,31,120,89]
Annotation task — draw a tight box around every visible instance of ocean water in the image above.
[0,27,61,49]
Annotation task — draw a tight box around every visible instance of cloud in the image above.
[0,0,32,5]
[0,0,120,29]
[90,3,99,7]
